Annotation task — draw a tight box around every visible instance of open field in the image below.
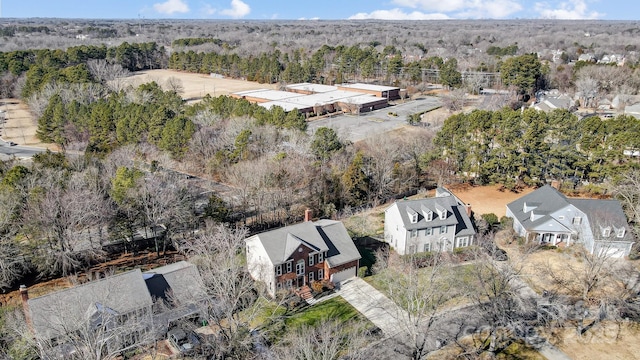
[552,322,640,360]
[1,99,57,150]
[448,184,536,217]
[123,69,278,102]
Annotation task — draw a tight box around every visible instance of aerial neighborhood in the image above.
[2,12,640,360]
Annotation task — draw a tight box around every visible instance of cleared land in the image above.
[1,99,57,150]
[122,69,278,102]
[449,184,536,217]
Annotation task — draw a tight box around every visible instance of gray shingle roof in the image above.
[506,185,632,241]
[314,219,362,267]
[28,269,153,340]
[144,261,207,304]
[247,220,360,267]
[391,194,476,237]
[246,222,330,265]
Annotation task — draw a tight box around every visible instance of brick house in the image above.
[245,217,361,297]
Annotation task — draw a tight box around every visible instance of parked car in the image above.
[167,328,201,353]
[8,142,16,146]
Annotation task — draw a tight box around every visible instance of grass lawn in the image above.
[284,297,364,329]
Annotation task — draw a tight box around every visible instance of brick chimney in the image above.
[20,285,33,332]
[465,203,472,217]
[304,208,312,222]
[551,180,561,190]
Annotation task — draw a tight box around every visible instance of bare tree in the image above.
[178,223,265,358]
[272,319,377,360]
[87,59,131,92]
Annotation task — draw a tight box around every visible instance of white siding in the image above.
[245,237,276,296]
[384,205,409,255]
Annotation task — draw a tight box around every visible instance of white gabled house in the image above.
[506,185,635,258]
[384,188,477,255]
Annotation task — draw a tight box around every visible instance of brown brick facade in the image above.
[274,243,326,290]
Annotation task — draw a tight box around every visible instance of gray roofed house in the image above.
[384,188,476,255]
[23,261,208,357]
[245,219,361,297]
[505,185,634,258]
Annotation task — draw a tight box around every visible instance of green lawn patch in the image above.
[284,297,363,329]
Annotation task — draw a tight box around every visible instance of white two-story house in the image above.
[384,188,476,255]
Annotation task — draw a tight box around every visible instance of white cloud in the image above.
[298,17,321,20]
[349,8,449,20]
[153,0,190,15]
[390,0,523,18]
[220,0,251,18]
[535,0,603,19]
[201,4,217,16]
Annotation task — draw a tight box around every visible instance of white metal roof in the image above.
[337,83,400,92]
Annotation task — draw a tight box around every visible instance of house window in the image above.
[318,269,324,280]
[440,225,447,234]
[572,217,582,225]
[277,282,282,290]
[410,229,417,238]
[617,228,626,238]
[309,254,314,266]
[296,260,305,276]
[602,227,611,237]
[286,261,292,273]
[425,228,432,236]
[456,237,469,247]
[426,212,433,221]
[439,210,446,220]
[318,252,324,263]
[411,213,418,223]
[286,279,293,288]
[309,272,314,282]
[423,243,431,252]
[275,265,282,276]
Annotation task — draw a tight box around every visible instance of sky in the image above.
[0,0,634,21]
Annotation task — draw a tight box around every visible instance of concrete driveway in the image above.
[337,277,408,337]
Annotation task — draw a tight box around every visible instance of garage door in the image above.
[330,267,357,284]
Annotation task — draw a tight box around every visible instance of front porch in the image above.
[529,232,573,247]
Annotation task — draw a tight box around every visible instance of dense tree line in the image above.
[433,108,640,189]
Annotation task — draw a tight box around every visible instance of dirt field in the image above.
[448,184,536,217]
[123,69,278,102]
[0,99,57,150]
[552,322,640,360]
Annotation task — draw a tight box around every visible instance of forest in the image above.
[1,18,640,359]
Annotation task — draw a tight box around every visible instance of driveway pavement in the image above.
[337,277,408,337]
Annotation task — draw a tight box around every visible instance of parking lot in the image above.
[307,96,442,142]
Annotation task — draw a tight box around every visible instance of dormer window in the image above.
[407,208,418,223]
[439,209,446,220]
[602,227,611,237]
[426,211,433,221]
[617,228,626,238]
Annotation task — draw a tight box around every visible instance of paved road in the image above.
[307,96,441,142]
[0,139,46,160]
